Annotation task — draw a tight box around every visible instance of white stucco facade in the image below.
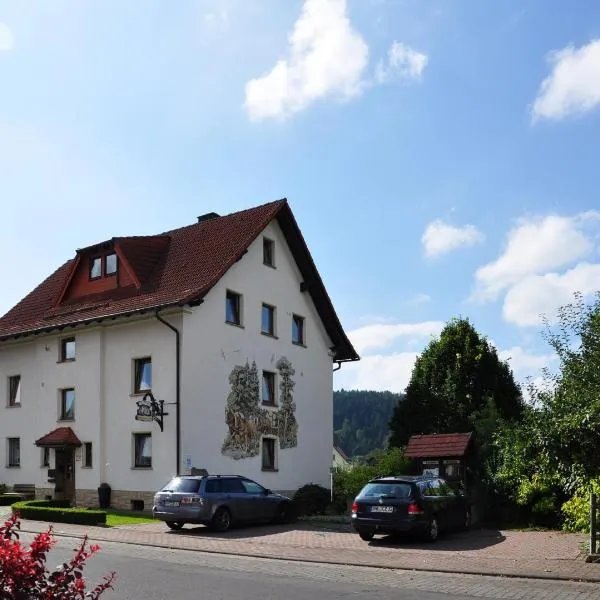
[0,219,338,505]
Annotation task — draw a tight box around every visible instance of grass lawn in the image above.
[105,510,157,527]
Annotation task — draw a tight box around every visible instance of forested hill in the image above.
[333,390,403,458]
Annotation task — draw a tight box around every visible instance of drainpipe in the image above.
[155,310,181,476]
[332,360,342,372]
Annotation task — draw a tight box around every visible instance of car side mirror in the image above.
[264,489,272,495]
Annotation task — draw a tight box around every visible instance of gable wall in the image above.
[181,219,335,491]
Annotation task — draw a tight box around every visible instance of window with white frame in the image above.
[133,433,152,468]
[261,437,277,471]
[60,388,75,421]
[261,303,276,336]
[8,375,21,407]
[292,314,305,345]
[7,438,20,467]
[41,447,50,467]
[83,442,93,468]
[263,238,275,267]
[262,371,276,406]
[225,290,242,326]
[133,357,152,394]
[60,337,76,362]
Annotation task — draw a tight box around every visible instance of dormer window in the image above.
[90,257,102,279]
[106,253,118,275]
[89,253,118,280]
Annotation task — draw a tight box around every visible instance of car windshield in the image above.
[358,482,413,500]
[160,478,202,493]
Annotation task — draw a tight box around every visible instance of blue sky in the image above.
[2,0,600,394]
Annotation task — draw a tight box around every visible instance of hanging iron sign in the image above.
[135,391,168,432]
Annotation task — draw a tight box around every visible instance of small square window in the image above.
[226,291,242,326]
[105,253,118,275]
[292,314,305,345]
[262,371,276,406]
[263,238,275,267]
[134,357,152,394]
[60,388,75,421]
[7,438,20,467]
[83,442,93,468]
[90,257,102,279]
[261,304,275,336]
[41,447,50,468]
[261,437,276,471]
[8,375,21,407]
[134,433,152,468]
[60,337,76,362]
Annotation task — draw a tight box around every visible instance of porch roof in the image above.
[35,426,82,448]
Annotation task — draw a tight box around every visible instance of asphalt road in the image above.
[16,533,600,600]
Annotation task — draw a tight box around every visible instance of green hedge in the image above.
[0,494,23,506]
[12,500,107,526]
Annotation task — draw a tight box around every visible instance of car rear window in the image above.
[160,478,202,493]
[357,482,413,499]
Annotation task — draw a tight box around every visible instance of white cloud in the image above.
[473,213,598,301]
[244,0,368,121]
[243,0,427,121]
[422,219,485,258]
[0,23,14,51]
[532,39,600,121]
[348,320,444,354]
[502,262,600,326]
[408,293,432,305]
[498,346,555,378]
[375,41,428,83]
[335,352,419,393]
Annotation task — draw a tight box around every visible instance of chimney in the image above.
[197,212,220,223]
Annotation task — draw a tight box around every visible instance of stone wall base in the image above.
[73,488,154,512]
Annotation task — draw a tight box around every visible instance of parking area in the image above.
[5,507,598,582]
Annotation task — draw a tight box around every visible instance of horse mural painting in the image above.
[222,357,298,459]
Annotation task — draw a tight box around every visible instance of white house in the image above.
[0,199,359,510]
[332,445,352,470]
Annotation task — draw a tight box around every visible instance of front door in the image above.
[54,448,75,502]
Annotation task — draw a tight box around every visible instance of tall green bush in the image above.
[561,479,600,533]
[332,447,411,511]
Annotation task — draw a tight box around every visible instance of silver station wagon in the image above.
[152,474,294,532]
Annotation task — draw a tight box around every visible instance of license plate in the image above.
[371,506,393,513]
[164,501,180,507]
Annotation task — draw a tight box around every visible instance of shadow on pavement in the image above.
[367,529,506,551]
[164,520,505,551]
[166,520,351,539]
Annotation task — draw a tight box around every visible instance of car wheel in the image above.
[424,517,439,542]
[464,509,472,531]
[211,507,232,532]
[359,530,375,541]
[274,502,292,524]
[166,521,184,531]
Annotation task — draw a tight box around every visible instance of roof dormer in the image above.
[54,235,171,306]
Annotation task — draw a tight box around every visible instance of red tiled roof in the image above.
[405,433,473,458]
[35,427,82,448]
[0,199,359,361]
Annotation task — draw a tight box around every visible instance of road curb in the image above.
[16,524,600,585]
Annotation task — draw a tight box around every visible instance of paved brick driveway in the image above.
[3,505,596,583]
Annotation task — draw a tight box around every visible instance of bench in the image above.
[12,484,36,500]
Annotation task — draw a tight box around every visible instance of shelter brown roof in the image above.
[405,433,473,458]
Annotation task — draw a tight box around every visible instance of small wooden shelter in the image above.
[405,432,473,490]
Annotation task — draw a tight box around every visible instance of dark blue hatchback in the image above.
[351,475,471,542]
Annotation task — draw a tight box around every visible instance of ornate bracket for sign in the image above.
[135,391,169,432]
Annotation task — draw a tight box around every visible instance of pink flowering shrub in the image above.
[0,512,115,599]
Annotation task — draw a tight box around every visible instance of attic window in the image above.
[263,238,275,267]
[105,253,117,275]
[90,257,102,279]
